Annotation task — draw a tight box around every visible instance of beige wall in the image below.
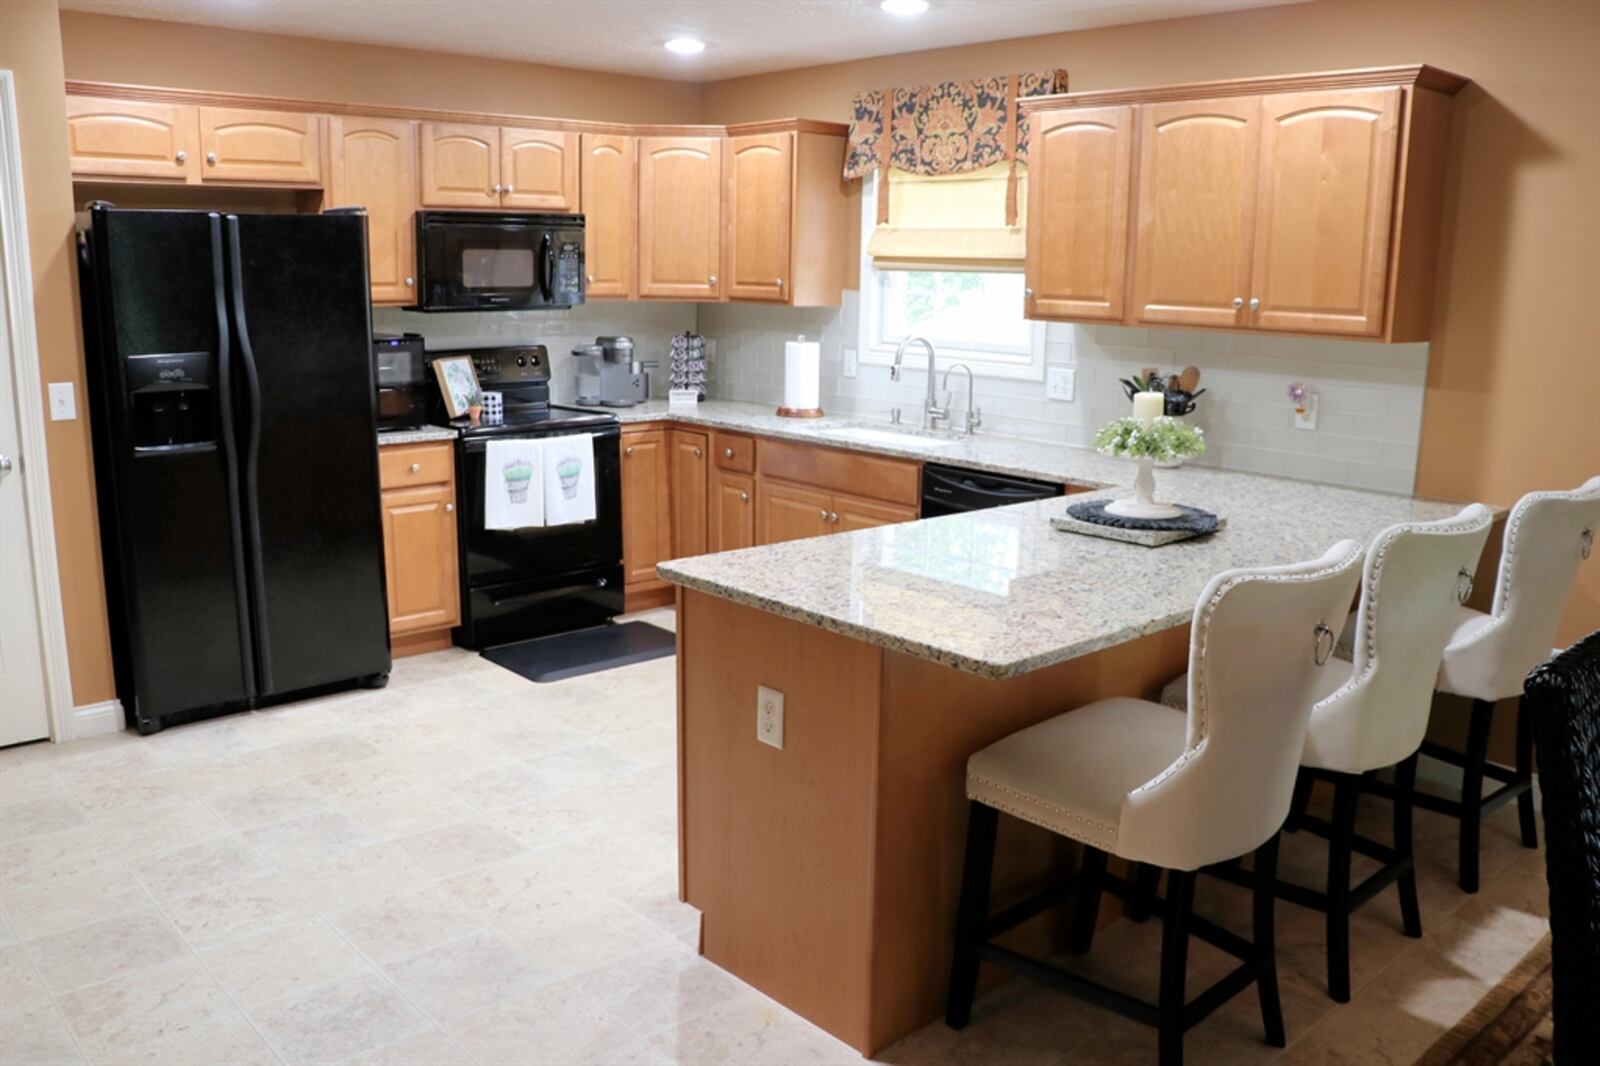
[57,11,703,123]
[1,0,116,705]
[704,0,1600,644]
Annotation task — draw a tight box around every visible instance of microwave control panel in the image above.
[553,238,585,302]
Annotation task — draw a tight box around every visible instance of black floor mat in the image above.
[480,622,675,683]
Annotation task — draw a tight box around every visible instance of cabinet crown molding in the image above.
[1019,64,1469,112]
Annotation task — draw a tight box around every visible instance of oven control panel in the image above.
[460,346,549,385]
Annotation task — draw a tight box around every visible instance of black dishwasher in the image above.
[921,463,1063,516]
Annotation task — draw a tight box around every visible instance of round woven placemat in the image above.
[1066,499,1220,533]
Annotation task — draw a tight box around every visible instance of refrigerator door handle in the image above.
[226,215,274,695]
[210,214,258,699]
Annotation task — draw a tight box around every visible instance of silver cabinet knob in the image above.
[625,446,635,457]
[1233,296,1245,309]
[693,447,702,458]
[206,151,217,165]
[1024,287,1034,298]
[587,274,594,283]
[444,503,454,513]
[504,184,515,194]
[175,150,187,164]
[829,512,839,524]
[819,508,828,520]
[404,277,414,287]
[722,447,734,458]
[492,183,503,194]
[775,277,784,288]
[708,275,717,285]
[0,454,12,478]
[409,462,421,473]
[1249,297,1260,311]
[740,492,749,503]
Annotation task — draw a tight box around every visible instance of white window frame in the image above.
[857,172,1045,382]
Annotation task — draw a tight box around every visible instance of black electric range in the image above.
[426,344,623,649]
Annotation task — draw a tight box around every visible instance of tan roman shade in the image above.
[865,161,1028,271]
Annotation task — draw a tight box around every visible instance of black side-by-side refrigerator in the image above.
[79,207,391,734]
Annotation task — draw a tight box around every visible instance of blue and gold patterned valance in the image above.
[845,70,1068,224]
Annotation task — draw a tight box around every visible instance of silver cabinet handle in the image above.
[206,151,217,165]
[175,150,187,163]
[492,183,503,194]
[444,503,454,513]
[1249,297,1260,311]
[775,277,784,288]
[693,447,702,458]
[504,184,515,194]
[404,277,414,287]
[0,454,13,478]
[708,275,717,285]
[409,462,421,473]
[722,447,734,458]
[818,508,828,520]
[829,512,839,524]
[740,492,749,503]
[587,274,594,283]
[625,446,634,457]
[1024,287,1034,298]
[1233,296,1245,309]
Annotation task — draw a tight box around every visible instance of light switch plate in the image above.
[842,347,858,379]
[1046,366,1076,402]
[48,382,77,421]
[1293,392,1319,431]
[756,685,784,749]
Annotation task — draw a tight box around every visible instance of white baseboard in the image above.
[67,700,124,740]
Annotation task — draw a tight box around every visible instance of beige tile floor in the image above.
[0,607,1550,1065]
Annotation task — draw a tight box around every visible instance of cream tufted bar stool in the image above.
[1161,505,1493,1002]
[1424,476,1600,892]
[947,540,1363,1066]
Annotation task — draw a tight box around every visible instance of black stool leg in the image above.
[1514,703,1537,849]
[1326,775,1358,1003]
[946,802,998,1029]
[1393,753,1422,938]
[1158,868,1195,1066]
[1069,847,1108,954]
[1127,863,1161,923]
[1287,768,1314,833]
[1459,698,1495,893]
[1253,833,1286,1048]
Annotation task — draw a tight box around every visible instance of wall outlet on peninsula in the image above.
[757,685,785,749]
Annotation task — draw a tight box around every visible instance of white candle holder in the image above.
[1105,457,1183,520]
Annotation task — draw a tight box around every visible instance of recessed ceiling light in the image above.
[881,0,930,15]
[664,36,706,55]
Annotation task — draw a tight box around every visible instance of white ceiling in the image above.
[60,0,1306,82]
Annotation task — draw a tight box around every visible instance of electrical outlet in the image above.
[1045,366,1076,402]
[1293,392,1319,431]
[48,382,77,421]
[842,347,858,378]
[756,685,784,749]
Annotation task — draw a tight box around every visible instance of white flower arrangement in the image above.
[1094,415,1206,465]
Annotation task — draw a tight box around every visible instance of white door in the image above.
[0,84,52,745]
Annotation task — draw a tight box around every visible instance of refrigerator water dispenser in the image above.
[126,351,214,449]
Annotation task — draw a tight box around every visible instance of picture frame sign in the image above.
[432,355,481,419]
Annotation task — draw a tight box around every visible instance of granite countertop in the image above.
[377,426,460,446]
[650,408,1488,677]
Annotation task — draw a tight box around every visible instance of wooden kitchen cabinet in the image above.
[580,133,637,298]
[66,96,199,182]
[198,107,323,185]
[638,136,723,299]
[711,471,756,552]
[1132,95,1261,330]
[724,133,793,302]
[670,430,710,557]
[502,127,580,211]
[327,115,418,304]
[1022,65,1464,342]
[420,122,501,208]
[621,427,674,604]
[834,492,918,533]
[757,479,834,545]
[377,441,459,655]
[1249,87,1402,337]
[1024,106,1133,322]
[755,439,921,543]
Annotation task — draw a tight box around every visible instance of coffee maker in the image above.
[573,335,651,407]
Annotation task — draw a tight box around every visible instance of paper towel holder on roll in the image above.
[777,333,825,419]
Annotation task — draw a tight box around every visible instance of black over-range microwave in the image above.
[413,211,585,312]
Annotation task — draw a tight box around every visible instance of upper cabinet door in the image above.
[1025,106,1134,322]
[328,116,419,305]
[1250,87,1402,337]
[724,133,794,303]
[66,97,198,182]
[420,123,501,208]
[580,133,637,299]
[501,127,580,211]
[199,107,322,185]
[1132,96,1260,328]
[638,136,723,300]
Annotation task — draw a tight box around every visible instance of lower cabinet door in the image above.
[833,492,918,533]
[380,483,460,634]
[621,429,672,588]
[711,471,756,552]
[669,430,710,557]
[756,479,833,545]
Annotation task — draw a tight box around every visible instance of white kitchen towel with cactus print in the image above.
[541,433,596,526]
[484,438,544,530]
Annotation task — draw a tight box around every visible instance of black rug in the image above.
[481,621,675,683]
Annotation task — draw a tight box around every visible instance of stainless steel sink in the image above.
[808,424,965,450]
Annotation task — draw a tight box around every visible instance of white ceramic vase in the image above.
[1105,457,1183,520]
